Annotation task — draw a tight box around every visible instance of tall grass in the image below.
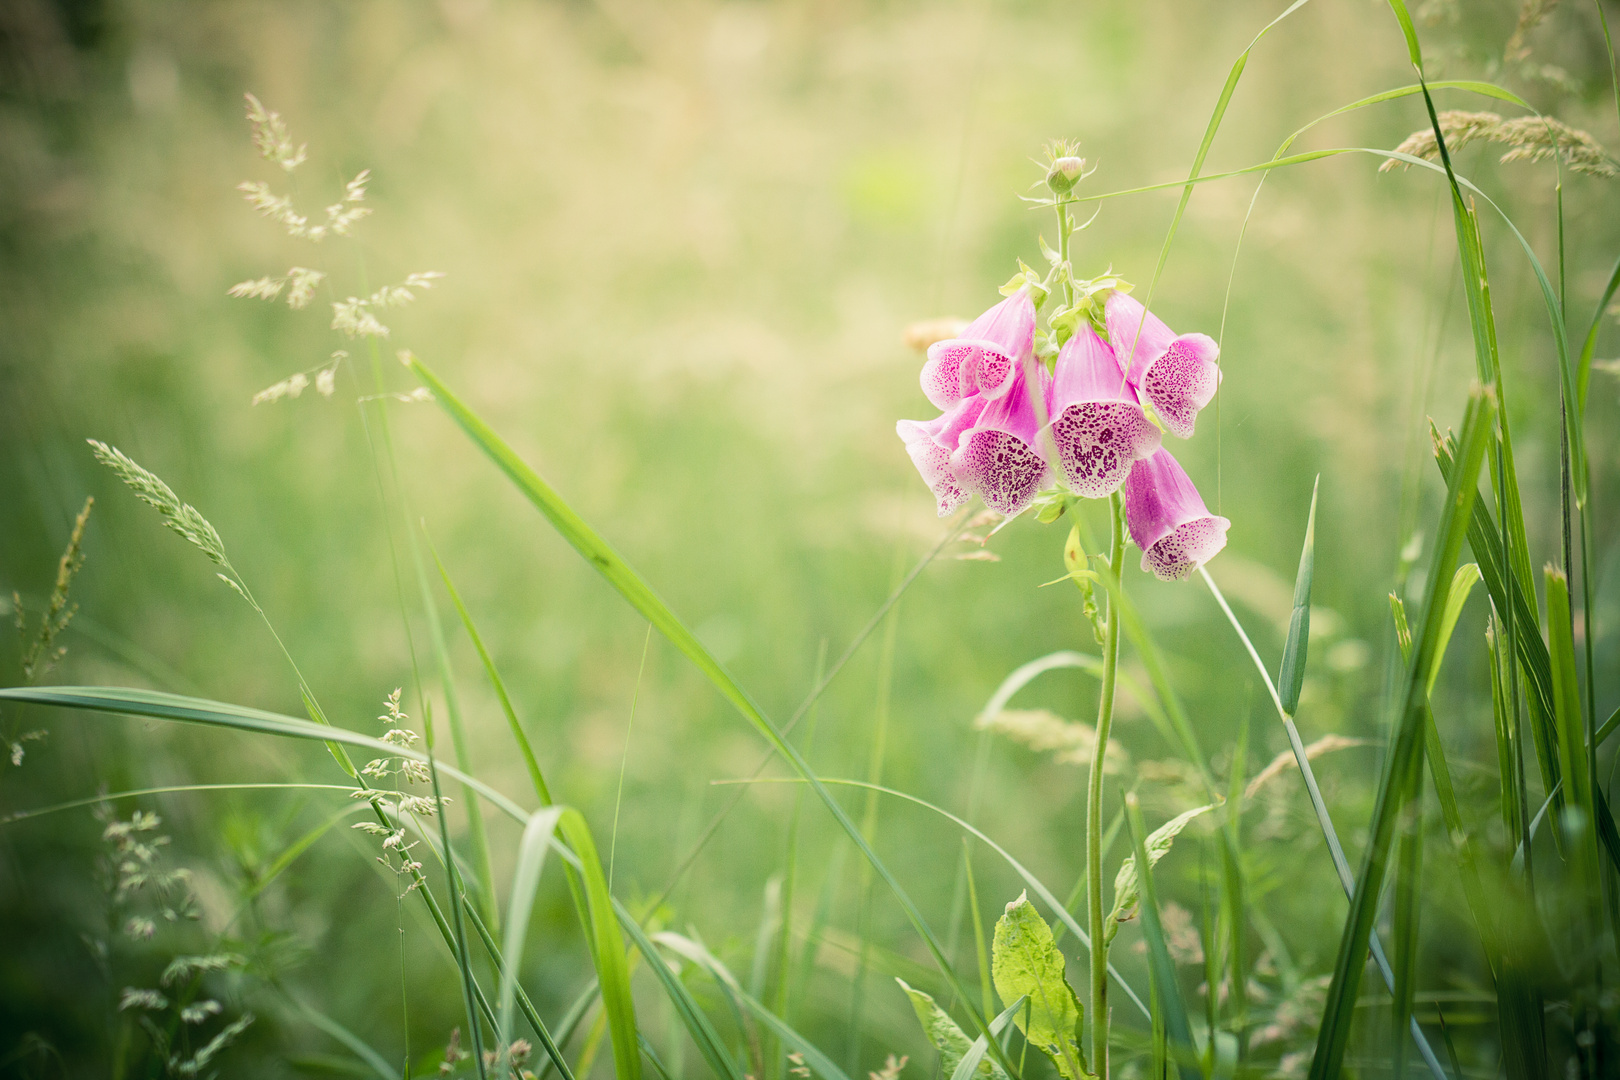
[1,1,1617,1078]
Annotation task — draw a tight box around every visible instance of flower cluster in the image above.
[898,278,1228,580]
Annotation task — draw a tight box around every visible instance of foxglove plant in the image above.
[895,139,1228,1079]
[1124,448,1232,582]
[1104,291,1221,439]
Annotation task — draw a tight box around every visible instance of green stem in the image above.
[1057,199,1076,310]
[1087,493,1126,1077]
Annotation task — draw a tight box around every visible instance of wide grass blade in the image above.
[1277,477,1318,717]
[1123,792,1199,1080]
[405,352,1018,1073]
[498,808,568,1053]
[555,810,642,1080]
[951,997,1027,1080]
[1307,385,1495,1080]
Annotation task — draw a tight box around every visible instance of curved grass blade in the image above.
[951,997,1026,1080]
[1277,477,1318,716]
[281,990,398,1080]
[0,782,356,826]
[498,808,568,1053]
[430,540,554,806]
[405,352,1018,1074]
[978,650,1177,754]
[554,810,641,1080]
[1123,793,1199,1080]
[715,776,1149,1019]
[654,931,853,1080]
[0,685,532,824]
[1201,562,1449,1078]
[1307,384,1494,1080]
[1577,254,1620,413]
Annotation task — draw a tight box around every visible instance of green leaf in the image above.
[991,893,1088,1080]
[1107,804,1215,942]
[1277,477,1318,717]
[898,979,1007,1080]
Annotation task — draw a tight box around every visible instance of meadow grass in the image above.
[2,1,1618,1078]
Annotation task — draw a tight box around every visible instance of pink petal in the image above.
[1104,292,1176,385]
[1047,326,1161,497]
[951,366,1051,517]
[1140,333,1220,439]
[961,290,1036,363]
[1123,448,1229,580]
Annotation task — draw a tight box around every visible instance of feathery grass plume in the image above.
[331,272,446,338]
[119,988,170,1012]
[244,92,306,172]
[868,1053,908,1080]
[1381,110,1619,179]
[975,706,1130,772]
[226,276,284,302]
[252,372,309,405]
[1504,0,1559,61]
[1243,734,1370,799]
[285,267,325,308]
[237,180,312,238]
[15,494,93,684]
[160,954,244,987]
[87,441,227,566]
[253,352,346,406]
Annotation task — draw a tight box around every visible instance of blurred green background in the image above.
[2,0,1617,1074]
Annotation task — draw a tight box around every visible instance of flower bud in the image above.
[1045,156,1085,194]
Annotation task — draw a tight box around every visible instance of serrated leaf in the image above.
[1108,804,1214,941]
[991,893,1089,1080]
[897,979,1007,1080]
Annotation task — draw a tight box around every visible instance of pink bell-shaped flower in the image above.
[896,397,986,517]
[1123,448,1230,581]
[918,290,1036,409]
[950,362,1052,517]
[1046,324,1162,498]
[1104,292,1220,439]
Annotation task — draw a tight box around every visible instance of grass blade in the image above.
[498,808,568,1053]
[405,352,1018,1074]
[1277,477,1318,717]
[655,931,854,1080]
[717,776,1150,1019]
[1123,792,1199,1080]
[951,997,1027,1080]
[430,541,555,807]
[1307,385,1494,1080]
[555,809,641,1080]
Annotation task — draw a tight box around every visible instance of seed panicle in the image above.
[1382,109,1618,179]
[87,441,227,566]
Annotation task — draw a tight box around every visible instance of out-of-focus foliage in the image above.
[1,0,1617,1075]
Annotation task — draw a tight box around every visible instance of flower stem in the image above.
[1087,491,1126,1078]
[1057,199,1076,309]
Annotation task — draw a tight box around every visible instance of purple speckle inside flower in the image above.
[1141,334,1219,439]
[1050,401,1161,498]
[1142,514,1230,581]
[952,429,1049,517]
